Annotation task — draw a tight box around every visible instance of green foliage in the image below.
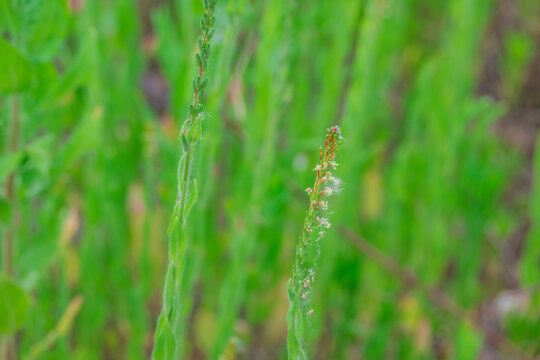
[520,137,540,286]
[287,126,342,359]
[152,1,217,359]
[0,38,33,94]
[0,151,23,182]
[153,317,176,360]
[0,273,30,334]
[451,323,482,360]
[501,31,534,101]
[1,0,538,359]
[0,197,11,225]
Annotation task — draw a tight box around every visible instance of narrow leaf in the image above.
[152,319,176,360]
[0,151,23,181]
[0,273,30,334]
[183,179,199,220]
[0,37,33,93]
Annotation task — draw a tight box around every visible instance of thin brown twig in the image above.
[339,226,534,360]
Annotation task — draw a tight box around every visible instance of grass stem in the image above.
[2,96,20,360]
[152,1,217,359]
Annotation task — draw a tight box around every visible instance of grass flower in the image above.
[287,126,343,360]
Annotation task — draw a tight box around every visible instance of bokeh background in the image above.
[1,0,540,359]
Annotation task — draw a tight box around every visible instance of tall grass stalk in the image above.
[152,1,217,359]
[212,1,293,355]
[3,97,19,276]
[520,136,540,285]
[2,96,20,360]
[287,126,343,360]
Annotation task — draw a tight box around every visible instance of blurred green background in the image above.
[1,0,540,359]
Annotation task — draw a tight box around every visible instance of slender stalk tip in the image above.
[287,125,343,360]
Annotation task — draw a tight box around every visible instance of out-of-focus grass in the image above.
[0,0,539,359]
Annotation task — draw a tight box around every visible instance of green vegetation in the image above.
[1,0,539,359]
[152,1,217,359]
[287,126,342,359]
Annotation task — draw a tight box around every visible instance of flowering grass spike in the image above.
[287,126,343,360]
[152,1,217,359]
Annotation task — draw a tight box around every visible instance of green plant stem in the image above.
[180,144,193,225]
[22,295,84,360]
[3,96,19,276]
[287,127,341,360]
[152,1,216,359]
[2,96,20,360]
